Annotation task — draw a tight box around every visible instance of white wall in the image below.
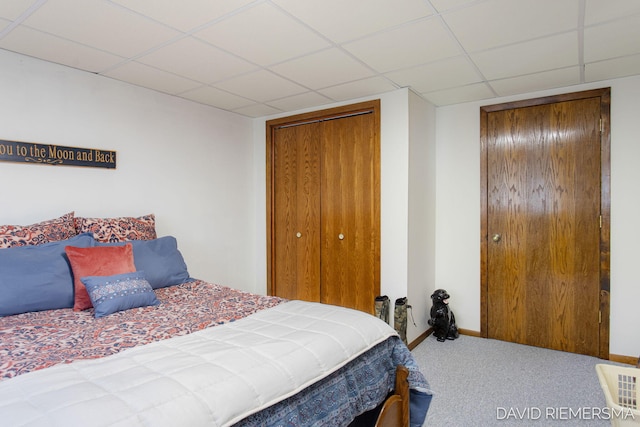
[0,49,257,292]
[407,90,437,342]
[435,75,640,358]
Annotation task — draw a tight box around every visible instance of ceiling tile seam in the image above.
[0,0,47,39]
[331,15,463,89]
[578,0,586,84]
[582,9,640,29]
[487,64,582,85]
[173,82,262,105]
[266,0,434,46]
[377,52,468,77]
[584,52,640,67]
[327,14,462,81]
[171,74,327,108]
[426,0,491,15]
[265,0,437,87]
[431,10,497,98]
[476,29,581,56]
[97,1,269,75]
[97,58,211,86]
[105,0,265,34]
[261,48,389,93]
[265,1,391,85]
[417,80,491,99]
[261,88,335,104]
[1,23,129,70]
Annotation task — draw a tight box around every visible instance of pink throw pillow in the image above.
[65,244,136,311]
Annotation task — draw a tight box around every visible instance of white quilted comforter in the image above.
[0,300,396,427]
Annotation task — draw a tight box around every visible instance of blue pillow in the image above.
[81,271,160,318]
[0,233,95,316]
[97,236,192,289]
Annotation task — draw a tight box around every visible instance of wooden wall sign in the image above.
[0,139,116,169]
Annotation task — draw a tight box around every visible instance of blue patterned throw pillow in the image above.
[81,271,160,318]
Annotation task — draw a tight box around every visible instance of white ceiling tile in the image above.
[429,0,478,13]
[421,82,496,106]
[194,3,330,66]
[270,48,375,89]
[0,0,37,21]
[385,56,482,93]
[213,69,308,102]
[22,0,180,57]
[343,18,461,73]
[136,37,256,84]
[272,0,434,43]
[470,32,578,80]
[585,54,640,82]
[584,16,640,63]
[233,103,283,118]
[0,17,11,33]
[109,0,255,32]
[0,25,124,72]
[179,85,254,110]
[0,0,639,116]
[318,77,398,101]
[442,0,579,52]
[267,92,333,112]
[584,0,640,26]
[103,61,202,95]
[488,67,581,97]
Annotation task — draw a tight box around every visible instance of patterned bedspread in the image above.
[0,280,285,380]
[237,336,430,427]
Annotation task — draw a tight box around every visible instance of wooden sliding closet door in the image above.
[267,100,380,315]
[320,113,379,312]
[271,123,321,302]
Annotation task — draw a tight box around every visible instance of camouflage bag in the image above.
[394,297,408,345]
[374,295,390,323]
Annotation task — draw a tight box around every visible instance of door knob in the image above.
[338,233,345,240]
[296,232,302,238]
[492,234,502,243]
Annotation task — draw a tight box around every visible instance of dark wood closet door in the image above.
[321,113,380,313]
[271,123,321,302]
[481,89,610,357]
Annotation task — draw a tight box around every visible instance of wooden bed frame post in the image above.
[375,365,410,427]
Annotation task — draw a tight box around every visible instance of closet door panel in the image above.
[272,124,321,301]
[320,113,380,313]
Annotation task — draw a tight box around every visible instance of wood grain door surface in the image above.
[267,101,380,315]
[272,123,321,302]
[321,113,379,312]
[481,89,610,357]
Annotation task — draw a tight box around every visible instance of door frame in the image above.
[266,100,381,298]
[479,88,611,359]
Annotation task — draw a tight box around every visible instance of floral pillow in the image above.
[75,213,156,242]
[0,212,77,248]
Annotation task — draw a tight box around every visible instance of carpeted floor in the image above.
[411,334,634,426]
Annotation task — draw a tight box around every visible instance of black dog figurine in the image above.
[428,289,459,342]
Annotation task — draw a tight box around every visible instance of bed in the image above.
[0,213,432,427]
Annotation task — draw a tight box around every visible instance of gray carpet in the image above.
[411,334,632,426]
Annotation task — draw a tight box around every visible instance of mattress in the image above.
[0,280,430,426]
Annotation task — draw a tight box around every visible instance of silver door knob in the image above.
[338,233,345,240]
[296,232,302,238]
[492,234,501,243]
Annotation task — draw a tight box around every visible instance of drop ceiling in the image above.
[1,0,639,117]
